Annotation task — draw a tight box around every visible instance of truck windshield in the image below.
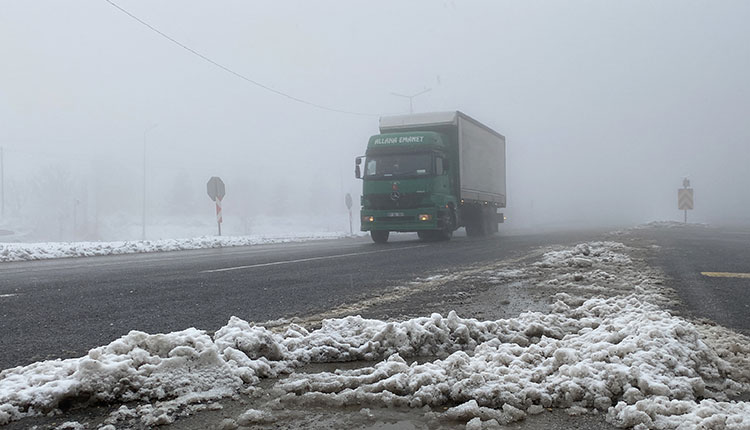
[365,153,432,179]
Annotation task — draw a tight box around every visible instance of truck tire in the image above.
[438,208,456,241]
[371,230,389,243]
[465,208,486,236]
[484,207,496,236]
[466,219,486,237]
[463,205,482,237]
[418,208,455,242]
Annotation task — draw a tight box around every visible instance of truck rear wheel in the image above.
[464,205,496,237]
[370,230,389,243]
[465,221,485,237]
[484,207,496,236]
[465,209,485,236]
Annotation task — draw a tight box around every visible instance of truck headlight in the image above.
[363,216,374,222]
[418,214,432,221]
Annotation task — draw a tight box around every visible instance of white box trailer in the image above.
[379,111,506,207]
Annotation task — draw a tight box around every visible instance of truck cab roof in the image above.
[379,111,505,140]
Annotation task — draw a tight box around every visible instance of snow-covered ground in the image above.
[0,232,350,263]
[0,213,359,263]
[0,219,705,264]
[631,221,711,230]
[1,241,749,429]
[0,213,357,263]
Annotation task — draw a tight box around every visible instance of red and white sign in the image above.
[207,177,226,235]
[215,197,223,223]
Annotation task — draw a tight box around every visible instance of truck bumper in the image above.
[360,208,439,232]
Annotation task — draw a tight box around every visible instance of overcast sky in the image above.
[1,1,749,239]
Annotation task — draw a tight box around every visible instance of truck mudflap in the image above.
[497,212,505,223]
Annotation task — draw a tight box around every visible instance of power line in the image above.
[104,0,380,117]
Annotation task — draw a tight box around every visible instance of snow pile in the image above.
[268,242,750,428]
[53,422,86,430]
[535,242,632,268]
[274,299,749,428]
[0,232,348,263]
[1,241,749,429]
[0,328,241,426]
[634,221,711,230]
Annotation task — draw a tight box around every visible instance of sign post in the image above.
[678,178,694,224]
[206,177,226,236]
[345,193,353,235]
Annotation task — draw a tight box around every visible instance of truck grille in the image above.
[366,193,425,210]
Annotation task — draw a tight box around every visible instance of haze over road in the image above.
[2,224,750,430]
[2,224,749,372]
[0,230,607,369]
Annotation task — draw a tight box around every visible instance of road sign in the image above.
[207,177,226,202]
[207,177,226,235]
[678,188,694,210]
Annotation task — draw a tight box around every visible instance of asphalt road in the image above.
[0,230,605,370]
[3,224,749,430]
[628,224,750,336]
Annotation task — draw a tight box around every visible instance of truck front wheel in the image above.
[370,230,390,244]
[438,208,456,241]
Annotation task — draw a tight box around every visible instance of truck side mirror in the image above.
[355,157,363,179]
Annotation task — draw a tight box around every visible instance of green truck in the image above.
[355,111,506,243]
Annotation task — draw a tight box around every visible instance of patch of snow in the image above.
[534,242,631,269]
[1,241,748,429]
[0,232,349,263]
[634,221,711,230]
[54,422,86,430]
[237,408,276,425]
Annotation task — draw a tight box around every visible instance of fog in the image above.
[1,1,749,241]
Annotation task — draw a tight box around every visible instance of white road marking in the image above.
[0,294,18,298]
[701,272,750,279]
[0,241,364,275]
[200,245,429,273]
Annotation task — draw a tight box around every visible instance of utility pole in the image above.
[142,124,158,240]
[683,178,689,224]
[391,88,432,114]
[345,193,353,235]
[73,199,80,240]
[1,146,4,221]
